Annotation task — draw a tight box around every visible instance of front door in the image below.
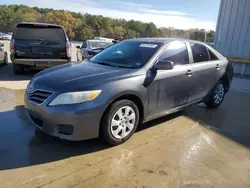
[146,41,193,118]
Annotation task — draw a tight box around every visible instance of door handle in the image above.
[216,64,220,70]
[186,70,192,76]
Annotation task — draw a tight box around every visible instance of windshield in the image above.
[91,41,162,68]
[89,41,113,49]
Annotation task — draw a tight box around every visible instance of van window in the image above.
[14,25,66,42]
[81,41,87,48]
[89,41,113,49]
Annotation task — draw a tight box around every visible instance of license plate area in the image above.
[32,47,53,55]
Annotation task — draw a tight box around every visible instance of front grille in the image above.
[28,90,53,104]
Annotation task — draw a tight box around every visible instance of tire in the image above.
[13,63,24,75]
[4,52,7,65]
[204,80,225,108]
[101,100,140,146]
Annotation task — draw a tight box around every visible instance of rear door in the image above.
[13,24,67,59]
[187,42,220,102]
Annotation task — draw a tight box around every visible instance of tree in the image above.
[142,22,159,37]
[0,5,17,31]
[45,11,78,39]
[75,22,94,40]
[0,5,215,41]
[113,26,125,40]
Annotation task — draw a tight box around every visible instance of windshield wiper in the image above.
[92,61,131,68]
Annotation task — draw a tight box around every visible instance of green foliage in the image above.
[0,5,215,42]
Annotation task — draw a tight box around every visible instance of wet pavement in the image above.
[0,86,250,188]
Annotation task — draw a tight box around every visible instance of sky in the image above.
[4,0,221,30]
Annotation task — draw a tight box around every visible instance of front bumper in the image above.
[25,93,105,141]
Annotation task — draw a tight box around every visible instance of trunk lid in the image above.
[14,39,67,59]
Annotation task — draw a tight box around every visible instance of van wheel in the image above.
[101,100,139,146]
[4,52,8,65]
[13,63,24,75]
[204,81,225,108]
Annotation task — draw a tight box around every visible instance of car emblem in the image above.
[27,84,35,94]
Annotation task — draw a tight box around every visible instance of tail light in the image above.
[10,39,15,54]
[66,42,71,57]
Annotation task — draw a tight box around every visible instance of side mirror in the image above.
[76,45,81,49]
[153,60,174,71]
[0,42,4,47]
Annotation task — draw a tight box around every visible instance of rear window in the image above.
[89,41,113,49]
[14,25,66,42]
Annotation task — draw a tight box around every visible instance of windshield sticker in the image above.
[139,44,158,48]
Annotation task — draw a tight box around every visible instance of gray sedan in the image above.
[25,38,233,145]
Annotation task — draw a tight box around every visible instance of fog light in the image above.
[58,124,74,135]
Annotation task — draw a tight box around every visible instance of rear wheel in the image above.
[204,81,225,108]
[13,63,24,75]
[101,100,139,146]
[4,52,8,65]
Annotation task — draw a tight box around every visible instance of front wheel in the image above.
[204,81,225,108]
[101,100,140,146]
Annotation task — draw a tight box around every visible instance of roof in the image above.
[17,22,62,28]
[87,39,113,43]
[125,37,206,44]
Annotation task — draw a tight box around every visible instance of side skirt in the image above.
[143,99,203,123]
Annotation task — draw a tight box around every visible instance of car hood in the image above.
[33,61,134,91]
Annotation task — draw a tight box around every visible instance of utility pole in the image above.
[204,31,207,42]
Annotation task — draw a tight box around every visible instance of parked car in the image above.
[0,33,11,40]
[94,37,114,43]
[76,40,113,61]
[0,42,8,65]
[10,22,71,74]
[25,38,233,145]
[206,42,214,48]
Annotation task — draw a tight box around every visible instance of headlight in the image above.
[49,90,102,106]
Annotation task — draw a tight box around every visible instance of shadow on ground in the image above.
[184,91,250,148]
[0,62,36,81]
[0,102,181,171]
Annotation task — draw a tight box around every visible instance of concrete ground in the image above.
[0,41,250,188]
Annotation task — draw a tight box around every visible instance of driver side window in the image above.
[159,41,189,65]
[81,41,87,48]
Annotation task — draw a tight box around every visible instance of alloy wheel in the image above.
[110,106,136,139]
[214,83,224,104]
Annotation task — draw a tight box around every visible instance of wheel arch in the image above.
[220,73,230,92]
[100,93,145,127]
